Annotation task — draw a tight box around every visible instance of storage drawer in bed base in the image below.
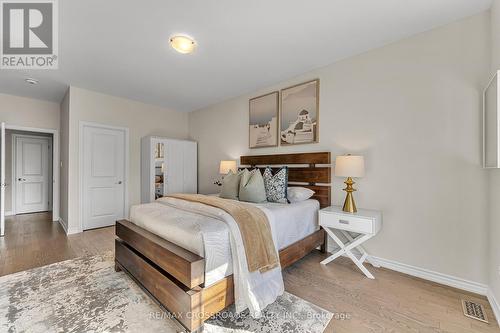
[116,220,205,289]
[115,239,234,332]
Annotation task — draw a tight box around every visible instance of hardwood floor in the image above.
[0,212,114,276]
[285,252,500,333]
[1,213,498,333]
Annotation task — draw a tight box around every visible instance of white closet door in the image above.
[165,140,184,194]
[82,124,126,230]
[183,141,197,193]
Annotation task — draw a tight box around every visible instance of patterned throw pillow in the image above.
[263,167,288,203]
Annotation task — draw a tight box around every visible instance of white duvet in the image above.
[129,197,319,317]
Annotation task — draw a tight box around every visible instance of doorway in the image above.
[13,134,52,214]
[80,122,128,230]
[0,124,59,237]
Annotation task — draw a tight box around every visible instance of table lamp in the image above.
[215,160,237,186]
[335,155,365,213]
[219,160,237,175]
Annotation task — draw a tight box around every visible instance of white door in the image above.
[165,140,184,194]
[82,124,126,230]
[15,136,50,214]
[182,141,197,193]
[0,122,5,236]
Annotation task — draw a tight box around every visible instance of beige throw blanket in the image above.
[167,194,279,273]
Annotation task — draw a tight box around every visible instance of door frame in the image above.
[12,134,53,215]
[5,125,59,222]
[79,121,129,232]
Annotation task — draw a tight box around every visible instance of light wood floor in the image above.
[1,213,498,333]
[0,212,114,276]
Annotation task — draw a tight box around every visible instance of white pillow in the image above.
[287,187,315,203]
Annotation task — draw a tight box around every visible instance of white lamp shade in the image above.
[219,160,237,175]
[335,155,365,178]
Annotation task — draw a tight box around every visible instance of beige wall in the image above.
[489,0,500,307]
[59,90,70,230]
[64,87,189,233]
[189,13,491,283]
[0,93,60,129]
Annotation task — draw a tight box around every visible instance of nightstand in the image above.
[319,206,382,279]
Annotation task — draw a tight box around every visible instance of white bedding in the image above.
[128,198,319,315]
[130,199,319,285]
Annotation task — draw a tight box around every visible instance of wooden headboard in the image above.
[240,152,331,208]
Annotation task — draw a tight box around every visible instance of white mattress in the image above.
[129,199,319,286]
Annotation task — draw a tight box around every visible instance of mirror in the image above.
[154,142,165,199]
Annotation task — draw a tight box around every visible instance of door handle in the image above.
[116,181,122,185]
[18,178,26,181]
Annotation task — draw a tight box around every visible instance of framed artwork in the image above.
[249,91,279,148]
[280,79,319,145]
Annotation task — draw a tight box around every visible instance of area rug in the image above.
[0,253,332,333]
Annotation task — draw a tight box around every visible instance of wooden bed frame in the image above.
[115,152,331,331]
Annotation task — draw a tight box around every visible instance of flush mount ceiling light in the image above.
[25,78,39,85]
[169,35,196,54]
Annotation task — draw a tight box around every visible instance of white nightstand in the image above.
[319,206,382,279]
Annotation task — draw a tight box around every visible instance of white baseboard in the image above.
[327,242,488,296]
[67,227,81,234]
[6,211,59,221]
[58,218,68,234]
[58,218,81,235]
[327,241,500,322]
[487,288,500,327]
[370,255,488,296]
[374,253,500,324]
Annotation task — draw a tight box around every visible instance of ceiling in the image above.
[0,0,492,112]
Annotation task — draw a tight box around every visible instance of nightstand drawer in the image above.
[320,213,373,234]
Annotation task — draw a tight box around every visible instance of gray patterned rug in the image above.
[0,253,332,333]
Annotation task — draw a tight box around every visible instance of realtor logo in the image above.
[1,0,58,69]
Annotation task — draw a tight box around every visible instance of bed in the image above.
[114,152,331,331]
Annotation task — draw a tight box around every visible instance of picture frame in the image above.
[280,79,319,146]
[249,91,279,149]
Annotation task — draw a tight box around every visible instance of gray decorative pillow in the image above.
[263,167,288,203]
[239,169,267,203]
[220,170,242,200]
[287,187,314,203]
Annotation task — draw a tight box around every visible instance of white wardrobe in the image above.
[141,136,197,203]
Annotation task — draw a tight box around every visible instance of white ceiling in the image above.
[0,0,492,112]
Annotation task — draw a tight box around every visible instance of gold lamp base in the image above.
[342,177,357,213]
